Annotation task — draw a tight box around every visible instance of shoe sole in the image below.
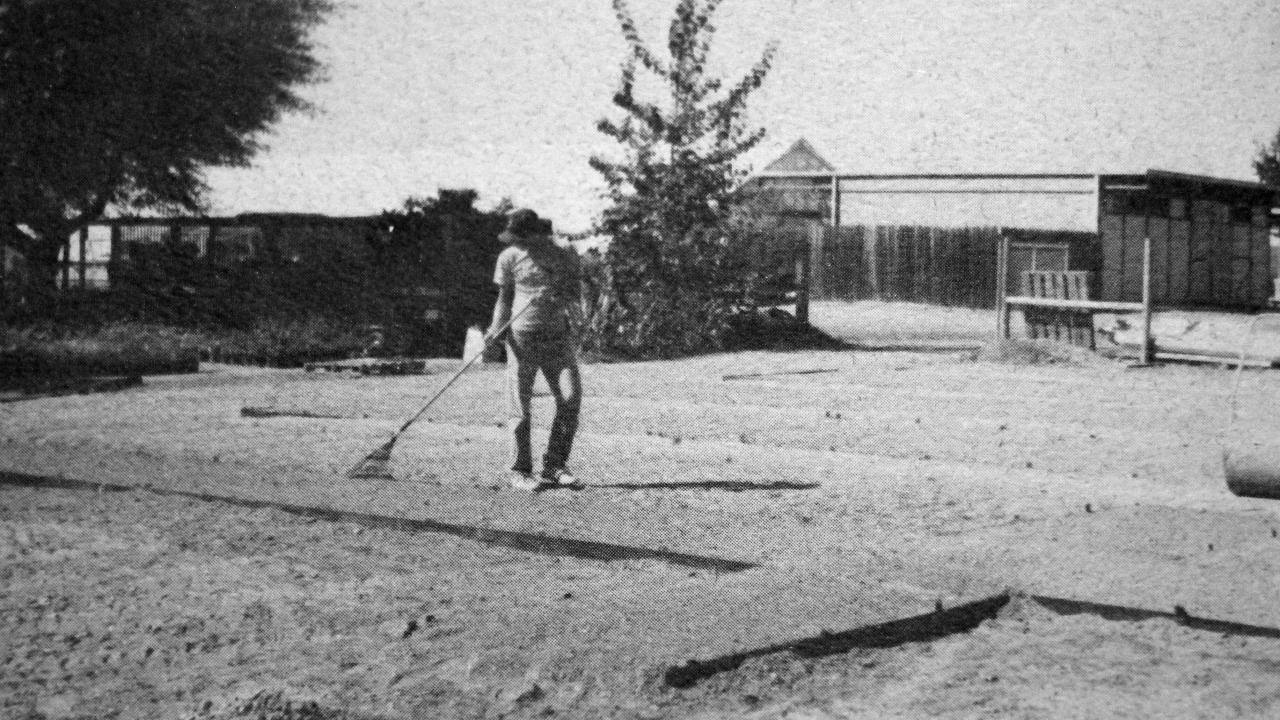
[531,480,584,493]
[509,477,541,492]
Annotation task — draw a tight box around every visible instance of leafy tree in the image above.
[370,189,511,352]
[588,0,776,358]
[1255,127,1280,186]
[0,0,333,294]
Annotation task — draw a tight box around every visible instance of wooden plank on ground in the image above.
[304,357,429,375]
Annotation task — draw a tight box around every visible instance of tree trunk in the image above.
[23,238,65,316]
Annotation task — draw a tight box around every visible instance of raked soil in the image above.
[3,347,1280,718]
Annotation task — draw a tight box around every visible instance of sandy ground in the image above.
[806,300,993,348]
[4,337,1280,718]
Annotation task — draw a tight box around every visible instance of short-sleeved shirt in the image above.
[493,241,582,332]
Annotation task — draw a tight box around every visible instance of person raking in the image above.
[486,208,585,492]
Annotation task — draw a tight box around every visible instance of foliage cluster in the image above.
[587,0,777,359]
[369,189,510,350]
[0,0,332,289]
[0,322,198,380]
[197,316,368,365]
[4,190,509,360]
[1255,128,1280,186]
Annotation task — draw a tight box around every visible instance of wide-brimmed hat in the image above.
[499,208,552,244]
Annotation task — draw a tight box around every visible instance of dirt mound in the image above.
[968,338,1112,367]
[216,690,381,720]
[724,308,847,351]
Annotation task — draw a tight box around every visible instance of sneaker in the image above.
[542,467,583,490]
[509,472,541,492]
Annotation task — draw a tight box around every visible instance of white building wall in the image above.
[837,176,1099,232]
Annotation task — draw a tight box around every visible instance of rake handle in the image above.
[389,300,533,438]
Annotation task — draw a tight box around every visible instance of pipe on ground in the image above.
[1224,446,1280,500]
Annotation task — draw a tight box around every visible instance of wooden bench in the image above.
[999,237,1153,363]
[1021,271,1095,348]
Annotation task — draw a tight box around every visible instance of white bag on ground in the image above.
[463,326,488,363]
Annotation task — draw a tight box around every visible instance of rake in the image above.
[347,304,531,481]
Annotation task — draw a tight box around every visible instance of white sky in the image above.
[203,0,1280,232]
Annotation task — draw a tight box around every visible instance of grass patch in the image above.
[199,316,368,367]
[0,323,199,385]
[0,316,373,384]
[969,338,1109,367]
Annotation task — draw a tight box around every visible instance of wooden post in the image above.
[1140,235,1153,364]
[61,236,71,290]
[78,226,88,289]
[107,225,121,288]
[866,225,881,300]
[822,174,838,306]
[828,174,840,228]
[795,255,809,324]
[995,231,1010,343]
[807,220,825,301]
[792,224,812,324]
[206,221,218,265]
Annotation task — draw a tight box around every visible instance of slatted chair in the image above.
[1021,271,1095,349]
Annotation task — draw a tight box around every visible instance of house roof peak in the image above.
[762,138,836,174]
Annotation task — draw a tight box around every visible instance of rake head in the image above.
[347,439,397,481]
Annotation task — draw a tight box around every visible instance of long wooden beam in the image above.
[1004,296,1145,312]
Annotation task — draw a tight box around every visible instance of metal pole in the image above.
[995,230,1010,344]
[829,174,840,228]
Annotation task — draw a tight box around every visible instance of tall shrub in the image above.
[589,0,776,359]
[1255,126,1280,186]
